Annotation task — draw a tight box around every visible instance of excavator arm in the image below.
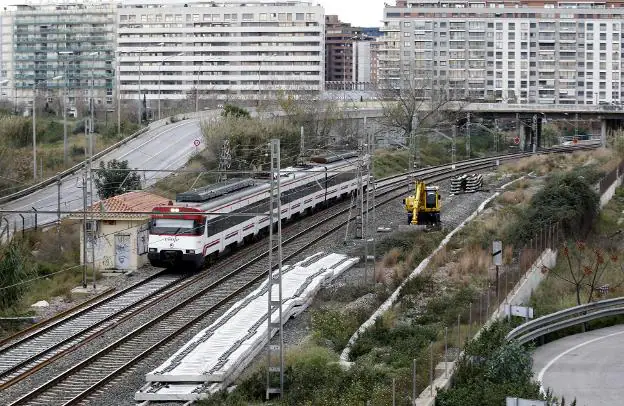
[411,181,424,225]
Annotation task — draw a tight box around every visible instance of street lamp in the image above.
[32,76,63,180]
[58,51,74,165]
[135,47,147,126]
[158,52,184,120]
[88,51,98,138]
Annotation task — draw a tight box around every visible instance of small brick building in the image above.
[77,191,170,272]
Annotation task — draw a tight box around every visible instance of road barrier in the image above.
[506,297,624,345]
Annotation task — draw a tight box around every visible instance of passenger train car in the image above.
[147,153,367,269]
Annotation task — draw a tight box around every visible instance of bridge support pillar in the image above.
[518,115,542,152]
[601,119,607,148]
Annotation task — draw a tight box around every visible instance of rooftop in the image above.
[80,191,171,219]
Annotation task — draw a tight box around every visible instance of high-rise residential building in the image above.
[325,14,356,87]
[116,0,324,109]
[352,36,377,89]
[381,0,624,105]
[2,1,116,114]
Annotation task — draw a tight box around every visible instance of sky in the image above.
[0,0,388,27]
[316,0,386,27]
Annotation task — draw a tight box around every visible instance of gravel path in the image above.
[2,171,508,406]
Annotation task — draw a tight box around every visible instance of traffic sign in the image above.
[572,136,578,144]
[193,139,201,147]
[513,136,520,145]
[492,240,503,266]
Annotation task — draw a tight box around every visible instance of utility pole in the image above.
[355,142,364,240]
[466,112,471,158]
[494,119,499,154]
[408,115,418,192]
[32,84,37,180]
[299,126,305,164]
[57,175,62,250]
[451,125,457,166]
[117,61,121,136]
[370,127,376,285]
[532,114,538,154]
[266,139,284,400]
[82,166,88,289]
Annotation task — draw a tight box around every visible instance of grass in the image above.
[373,149,409,179]
[0,115,142,197]
[528,185,624,319]
[0,221,84,319]
[499,148,619,179]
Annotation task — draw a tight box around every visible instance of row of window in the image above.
[404,21,621,31]
[120,12,317,23]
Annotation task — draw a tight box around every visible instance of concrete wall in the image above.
[600,173,624,208]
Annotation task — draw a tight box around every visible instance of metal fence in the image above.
[599,160,624,195]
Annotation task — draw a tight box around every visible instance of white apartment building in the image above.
[353,40,372,85]
[381,0,624,105]
[1,1,116,113]
[116,0,325,106]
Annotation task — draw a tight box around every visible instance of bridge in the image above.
[335,100,624,150]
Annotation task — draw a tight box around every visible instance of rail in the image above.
[0,126,149,205]
[506,297,624,345]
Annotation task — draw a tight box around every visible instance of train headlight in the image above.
[149,248,157,253]
[186,249,196,254]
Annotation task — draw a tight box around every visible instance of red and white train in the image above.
[147,153,367,269]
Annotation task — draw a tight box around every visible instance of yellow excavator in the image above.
[403,180,442,226]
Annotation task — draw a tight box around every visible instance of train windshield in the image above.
[150,218,203,236]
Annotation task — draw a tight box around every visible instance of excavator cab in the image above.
[402,180,442,226]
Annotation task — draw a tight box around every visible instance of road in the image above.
[0,114,216,232]
[532,324,624,406]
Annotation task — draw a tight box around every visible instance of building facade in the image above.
[381,0,624,105]
[325,14,355,86]
[2,1,116,113]
[116,0,324,106]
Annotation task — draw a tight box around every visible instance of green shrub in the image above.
[0,239,36,311]
[0,116,31,148]
[311,307,367,351]
[436,321,544,406]
[506,171,600,244]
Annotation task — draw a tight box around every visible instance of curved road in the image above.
[0,113,217,232]
[532,324,624,406]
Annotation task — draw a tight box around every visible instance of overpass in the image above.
[338,101,624,150]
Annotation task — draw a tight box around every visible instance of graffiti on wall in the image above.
[137,223,149,255]
[115,234,131,270]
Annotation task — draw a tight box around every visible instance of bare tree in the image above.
[541,241,624,306]
[276,91,347,150]
[378,72,465,140]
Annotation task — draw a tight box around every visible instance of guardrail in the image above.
[506,297,624,345]
[0,126,149,206]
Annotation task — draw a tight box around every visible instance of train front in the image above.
[147,206,206,269]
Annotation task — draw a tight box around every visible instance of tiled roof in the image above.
[75,191,171,219]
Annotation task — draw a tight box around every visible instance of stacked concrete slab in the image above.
[135,252,359,402]
[450,174,483,194]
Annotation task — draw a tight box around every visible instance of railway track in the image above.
[4,146,596,405]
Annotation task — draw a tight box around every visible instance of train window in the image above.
[151,218,203,236]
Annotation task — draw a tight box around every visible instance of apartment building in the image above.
[116,0,324,106]
[325,14,355,85]
[381,0,624,105]
[2,1,116,112]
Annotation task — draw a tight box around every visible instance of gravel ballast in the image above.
[2,171,509,406]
